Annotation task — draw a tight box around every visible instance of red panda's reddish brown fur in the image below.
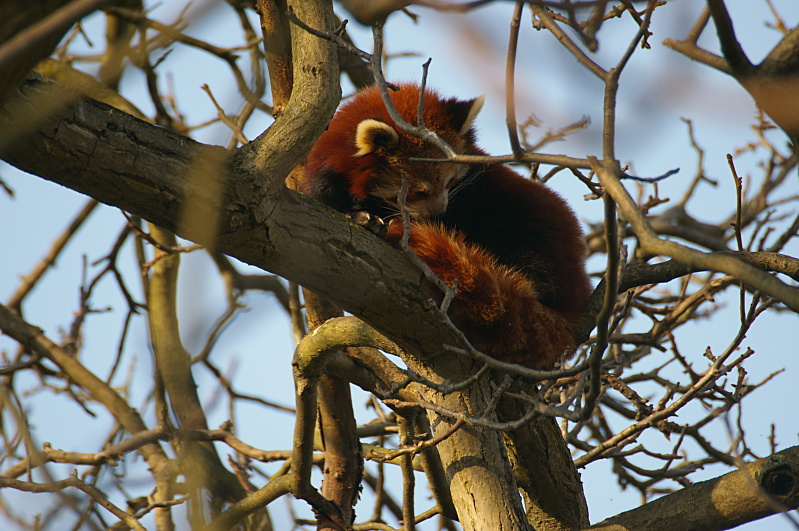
[304,84,592,367]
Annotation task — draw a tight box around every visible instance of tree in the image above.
[1,0,798,530]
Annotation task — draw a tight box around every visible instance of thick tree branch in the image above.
[0,474,145,531]
[245,0,340,191]
[258,0,293,113]
[0,72,477,367]
[588,445,799,530]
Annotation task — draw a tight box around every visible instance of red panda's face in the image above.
[346,86,484,221]
[305,84,484,221]
[355,119,469,219]
[368,161,464,220]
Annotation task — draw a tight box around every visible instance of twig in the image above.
[0,473,145,530]
[287,9,371,60]
[505,1,524,156]
[369,20,456,158]
[201,84,249,145]
[6,198,98,309]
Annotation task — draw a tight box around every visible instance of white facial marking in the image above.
[354,119,399,157]
[460,95,485,135]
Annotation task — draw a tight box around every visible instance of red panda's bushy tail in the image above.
[387,222,577,367]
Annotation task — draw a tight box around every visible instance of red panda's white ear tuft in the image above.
[354,119,399,157]
[459,95,485,135]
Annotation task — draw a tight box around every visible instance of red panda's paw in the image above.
[347,211,388,238]
[383,217,404,245]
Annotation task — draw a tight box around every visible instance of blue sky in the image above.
[1,1,798,529]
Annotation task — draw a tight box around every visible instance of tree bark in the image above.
[403,356,532,530]
[304,291,363,529]
[498,388,589,530]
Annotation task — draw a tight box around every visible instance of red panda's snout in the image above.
[407,190,449,221]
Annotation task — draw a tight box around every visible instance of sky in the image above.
[1,0,798,529]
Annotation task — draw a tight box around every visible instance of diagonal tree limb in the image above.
[587,444,799,530]
[706,0,752,73]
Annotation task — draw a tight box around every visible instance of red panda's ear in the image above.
[452,95,485,136]
[354,119,399,156]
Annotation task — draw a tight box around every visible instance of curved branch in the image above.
[0,474,145,531]
[207,474,293,531]
[291,316,401,525]
[303,291,364,529]
[592,159,799,312]
[243,0,340,192]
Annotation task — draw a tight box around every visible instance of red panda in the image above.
[304,83,592,367]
